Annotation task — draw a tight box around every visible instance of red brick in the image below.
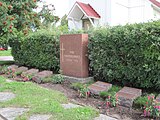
[117,92,136,100]
[8,65,18,70]
[15,67,28,74]
[116,87,142,107]
[119,87,142,98]
[32,71,53,83]
[21,69,39,77]
[88,81,112,95]
[94,81,112,88]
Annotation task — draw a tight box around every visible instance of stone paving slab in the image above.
[88,81,112,95]
[0,108,29,120]
[21,69,39,77]
[116,87,142,108]
[0,92,15,102]
[29,115,52,120]
[61,103,81,109]
[94,114,117,120]
[8,65,18,70]
[119,87,142,98]
[0,56,14,61]
[32,71,53,83]
[15,67,28,74]
[0,114,6,120]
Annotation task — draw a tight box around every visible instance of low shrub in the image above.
[11,29,60,72]
[88,20,160,90]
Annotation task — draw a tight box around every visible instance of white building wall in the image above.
[110,0,157,26]
[68,19,82,30]
[129,0,155,23]
[154,9,160,19]
[94,19,100,27]
[111,0,129,26]
[141,0,154,22]
[68,0,160,29]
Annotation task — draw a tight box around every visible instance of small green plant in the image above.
[6,67,16,78]
[52,74,64,84]
[143,95,160,118]
[78,84,90,98]
[14,71,22,76]
[43,74,64,84]
[105,92,118,108]
[0,65,8,74]
[99,85,120,108]
[21,74,33,81]
[133,96,148,108]
[100,85,121,99]
[71,83,90,98]
[70,82,84,91]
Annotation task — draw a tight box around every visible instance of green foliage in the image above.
[78,84,90,98]
[99,86,120,107]
[39,4,59,28]
[105,93,118,107]
[60,14,68,26]
[70,83,90,98]
[88,20,160,90]
[0,0,41,43]
[100,85,121,99]
[144,95,160,118]
[70,82,84,90]
[0,0,59,48]
[11,29,60,72]
[0,65,8,74]
[43,74,64,84]
[134,96,148,108]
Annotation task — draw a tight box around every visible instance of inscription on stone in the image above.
[60,34,89,78]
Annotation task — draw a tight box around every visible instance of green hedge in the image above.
[10,30,60,72]
[88,21,160,90]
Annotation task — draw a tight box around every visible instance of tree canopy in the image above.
[0,0,59,45]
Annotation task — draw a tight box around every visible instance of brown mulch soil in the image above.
[40,81,152,120]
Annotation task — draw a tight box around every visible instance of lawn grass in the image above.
[0,61,14,65]
[0,50,11,56]
[0,76,98,120]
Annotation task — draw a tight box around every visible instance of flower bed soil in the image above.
[40,82,149,120]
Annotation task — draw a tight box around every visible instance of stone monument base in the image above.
[63,75,94,83]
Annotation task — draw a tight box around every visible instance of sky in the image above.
[45,0,69,18]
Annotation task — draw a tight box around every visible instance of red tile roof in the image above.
[149,0,160,7]
[76,1,101,18]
